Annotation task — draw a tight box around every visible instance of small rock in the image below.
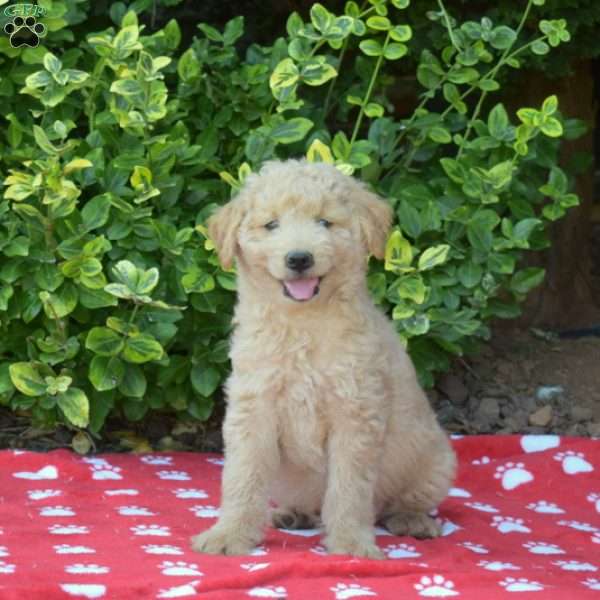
[586,421,600,437]
[535,385,564,402]
[474,397,501,428]
[437,373,469,406]
[528,405,553,427]
[570,405,593,423]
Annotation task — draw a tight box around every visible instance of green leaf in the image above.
[123,334,164,363]
[9,363,47,397]
[458,262,483,288]
[385,229,413,271]
[33,126,57,154]
[418,245,450,271]
[86,327,124,357]
[39,284,78,319]
[489,26,516,50]
[110,79,144,96]
[428,127,452,143]
[43,52,62,74]
[511,267,546,294]
[89,356,125,391]
[396,274,426,304]
[136,267,159,294]
[191,365,221,397]
[359,39,383,56]
[531,40,550,55]
[301,60,337,86]
[118,364,147,397]
[488,103,509,140]
[384,42,407,60]
[366,16,391,30]
[57,388,89,428]
[540,117,563,137]
[271,118,314,144]
[389,25,412,42]
[82,194,111,231]
[178,48,201,82]
[270,59,299,91]
[310,3,333,32]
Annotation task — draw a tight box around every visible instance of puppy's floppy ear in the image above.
[352,182,393,259]
[207,197,246,270]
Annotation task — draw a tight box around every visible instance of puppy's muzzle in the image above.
[285,250,314,273]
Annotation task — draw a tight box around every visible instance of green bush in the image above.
[0,0,584,434]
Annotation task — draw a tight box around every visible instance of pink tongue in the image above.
[284,277,319,300]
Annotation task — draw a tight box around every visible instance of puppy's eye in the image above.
[317,218,332,228]
[264,220,279,231]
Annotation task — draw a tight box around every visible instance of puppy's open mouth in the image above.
[282,277,322,302]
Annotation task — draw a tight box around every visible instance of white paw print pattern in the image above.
[593,534,600,544]
[448,487,471,498]
[414,574,458,597]
[330,583,376,599]
[552,560,597,572]
[439,518,461,536]
[206,457,225,466]
[104,489,138,496]
[48,524,89,535]
[310,545,327,556]
[526,500,564,514]
[142,545,183,555]
[583,578,600,590]
[250,545,269,556]
[586,493,600,513]
[247,585,287,598]
[53,544,95,555]
[460,541,489,554]
[131,524,171,537]
[13,465,58,480]
[65,563,109,574]
[384,543,421,559]
[553,451,594,474]
[557,519,598,533]
[498,577,544,592]
[140,455,173,466]
[0,561,15,574]
[472,456,490,466]
[159,561,203,576]
[494,462,533,490]
[522,541,565,555]
[39,506,75,517]
[90,464,122,480]
[117,506,155,516]
[0,546,9,558]
[60,583,106,598]
[465,502,498,513]
[156,470,191,481]
[520,435,560,454]
[241,563,270,572]
[28,489,61,500]
[172,488,208,499]
[157,581,201,598]
[478,560,520,571]
[490,516,531,534]
[189,505,220,518]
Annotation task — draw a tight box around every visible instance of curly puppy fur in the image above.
[191,159,456,559]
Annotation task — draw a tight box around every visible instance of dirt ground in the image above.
[1,328,599,454]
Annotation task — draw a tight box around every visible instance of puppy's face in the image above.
[208,160,392,305]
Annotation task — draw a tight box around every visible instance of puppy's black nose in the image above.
[285,250,314,272]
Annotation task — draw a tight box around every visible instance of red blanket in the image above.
[0,435,598,599]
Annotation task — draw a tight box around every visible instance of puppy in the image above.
[191,159,456,559]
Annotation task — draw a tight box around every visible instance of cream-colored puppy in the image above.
[191,159,456,559]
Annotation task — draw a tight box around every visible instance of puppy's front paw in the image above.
[190,525,260,556]
[325,531,384,560]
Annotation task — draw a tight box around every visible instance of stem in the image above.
[350,32,390,146]
[323,38,348,117]
[456,90,487,158]
[128,304,140,327]
[437,0,460,52]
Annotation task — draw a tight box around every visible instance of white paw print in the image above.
[583,578,600,590]
[414,574,458,597]
[553,560,597,572]
[28,489,61,500]
[190,505,220,518]
[330,583,376,599]
[384,543,421,559]
[465,501,498,513]
[439,518,461,536]
[117,505,155,516]
[448,487,471,498]
[553,451,594,474]
[64,563,109,574]
[250,545,269,556]
[499,577,544,592]
[140,455,173,465]
[586,493,600,513]
[310,545,327,556]
[90,464,122,480]
[478,560,520,571]
[494,462,533,490]
[0,561,16,574]
[593,534,600,544]
[60,584,106,598]
[104,489,138,496]
[156,581,201,598]
[241,563,270,572]
[131,524,171,536]
[460,541,489,554]
[39,505,75,517]
[142,544,183,555]
[247,585,287,598]
[472,456,490,465]
[159,560,203,576]
[0,546,9,558]
[491,516,531,534]
[522,541,565,555]
[172,488,208,499]
[557,519,598,532]
[48,524,89,535]
[526,500,564,514]
[157,470,191,481]
[53,544,95,554]
[206,457,225,466]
